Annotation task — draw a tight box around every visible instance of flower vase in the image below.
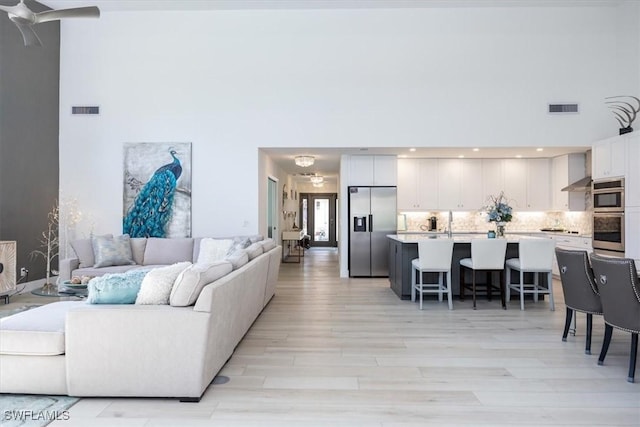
[496,222,506,238]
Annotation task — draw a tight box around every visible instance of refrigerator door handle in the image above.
[369,214,373,232]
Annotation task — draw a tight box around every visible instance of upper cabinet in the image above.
[437,159,483,210]
[526,159,551,210]
[397,158,438,210]
[593,136,627,180]
[482,158,550,211]
[551,153,586,211]
[348,155,397,186]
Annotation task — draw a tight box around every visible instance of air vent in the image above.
[72,106,99,115]
[548,103,579,114]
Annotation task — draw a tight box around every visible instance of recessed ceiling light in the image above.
[398,154,407,158]
[515,155,523,158]
[472,148,480,152]
[458,155,465,158]
[536,148,544,152]
[409,148,416,152]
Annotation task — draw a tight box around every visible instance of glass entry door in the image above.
[301,193,337,247]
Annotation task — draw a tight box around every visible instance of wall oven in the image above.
[592,178,625,255]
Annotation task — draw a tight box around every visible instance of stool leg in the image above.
[506,266,511,303]
[500,269,505,309]
[585,313,592,355]
[438,272,443,302]
[519,270,525,311]
[562,307,573,342]
[446,271,453,310]
[472,270,477,310]
[628,333,638,383]
[459,265,465,301]
[411,267,416,302]
[419,270,424,310]
[598,324,613,366]
[533,272,539,303]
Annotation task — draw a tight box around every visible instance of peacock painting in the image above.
[123,143,192,238]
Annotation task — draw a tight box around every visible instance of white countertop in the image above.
[387,234,546,243]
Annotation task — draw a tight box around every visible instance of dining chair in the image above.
[590,254,640,383]
[411,238,455,310]
[505,238,556,310]
[459,238,507,310]
[554,248,602,354]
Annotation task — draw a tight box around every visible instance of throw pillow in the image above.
[71,234,112,268]
[92,234,136,268]
[170,261,233,307]
[135,262,191,305]
[87,269,150,304]
[225,250,249,270]
[245,242,264,260]
[197,238,233,263]
[260,238,277,252]
[227,236,252,256]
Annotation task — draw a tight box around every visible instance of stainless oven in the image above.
[593,178,624,212]
[592,212,625,254]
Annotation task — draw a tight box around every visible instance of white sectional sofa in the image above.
[0,236,282,402]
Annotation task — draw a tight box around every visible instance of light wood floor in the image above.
[5,248,640,426]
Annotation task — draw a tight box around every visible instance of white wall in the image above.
[58,5,638,238]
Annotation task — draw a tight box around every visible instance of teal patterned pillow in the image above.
[87,269,150,304]
[92,234,136,268]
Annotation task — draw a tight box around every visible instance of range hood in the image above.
[561,176,592,192]
[561,149,592,192]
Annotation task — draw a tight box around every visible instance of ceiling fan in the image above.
[0,0,100,47]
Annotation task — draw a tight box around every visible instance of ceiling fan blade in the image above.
[13,21,42,46]
[35,6,100,24]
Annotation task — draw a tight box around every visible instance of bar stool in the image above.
[590,254,640,383]
[459,238,507,310]
[411,238,455,310]
[505,238,556,311]
[554,248,602,354]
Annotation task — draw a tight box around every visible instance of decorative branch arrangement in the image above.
[30,201,59,290]
[484,192,513,223]
[605,95,639,135]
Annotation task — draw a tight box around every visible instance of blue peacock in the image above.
[123,149,182,238]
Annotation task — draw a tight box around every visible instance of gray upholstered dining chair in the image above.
[589,254,640,383]
[555,248,602,354]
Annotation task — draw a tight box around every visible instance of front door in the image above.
[301,193,337,247]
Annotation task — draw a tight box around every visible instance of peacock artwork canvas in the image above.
[123,143,192,238]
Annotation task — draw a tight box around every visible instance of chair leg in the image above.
[446,271,453,310]
[547,272,554,311]
[628,333,638,383]
[472,270,477,310]
[598,324,614,366]
[562,307,573,342]
[411,267,416,303]
[499,269,505,310]
[585,313,592,355]
[519,270,525,311]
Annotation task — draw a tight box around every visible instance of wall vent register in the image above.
[548,103,579,114]
[72,106,100,115]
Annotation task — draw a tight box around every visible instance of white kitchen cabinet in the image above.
[503,159,528,210]
[437,159,483,210]
[551,154,586,211]
[526,158,551,210]
[348,155,397,186]
[551,234,593,276]
[593,136,627,180]
[482,159,504,204]
[625,133,640,207]
[625,207,640,262]
[397,158,437,210]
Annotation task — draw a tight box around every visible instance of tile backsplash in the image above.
[400,210,592,235]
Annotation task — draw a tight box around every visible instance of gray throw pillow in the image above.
[92,234,136,268]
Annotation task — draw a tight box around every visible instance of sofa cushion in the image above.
[92,234,136,268]
[71,234,112,268]
[87,269,151,304]
[0,301,81,356]
[72,265,141,279]
[170,261,233,307]
[245,242,264,260]
[136,262,191,305]
[248,234,264,243]
[143,238,194,265]
[130,238,147,265]
[225,250,249,270]
[197,238,233,263]
[260,238,276,252]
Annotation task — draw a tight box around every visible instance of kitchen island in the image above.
[387,233,548,301]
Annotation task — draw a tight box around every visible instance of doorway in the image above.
[267,177,278,240]
[300,193,338,248]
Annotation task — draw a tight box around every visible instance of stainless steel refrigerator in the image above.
[348,186,397,277]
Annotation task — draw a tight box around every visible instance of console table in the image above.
[282,230,304,263]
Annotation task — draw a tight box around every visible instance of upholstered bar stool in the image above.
[555,248,602,354]
[411,238,455,310]
[590,254,640,383]
[459,238,507,310]
[505,238,556,311]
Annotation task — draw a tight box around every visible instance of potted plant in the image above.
[485,192,513,237]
